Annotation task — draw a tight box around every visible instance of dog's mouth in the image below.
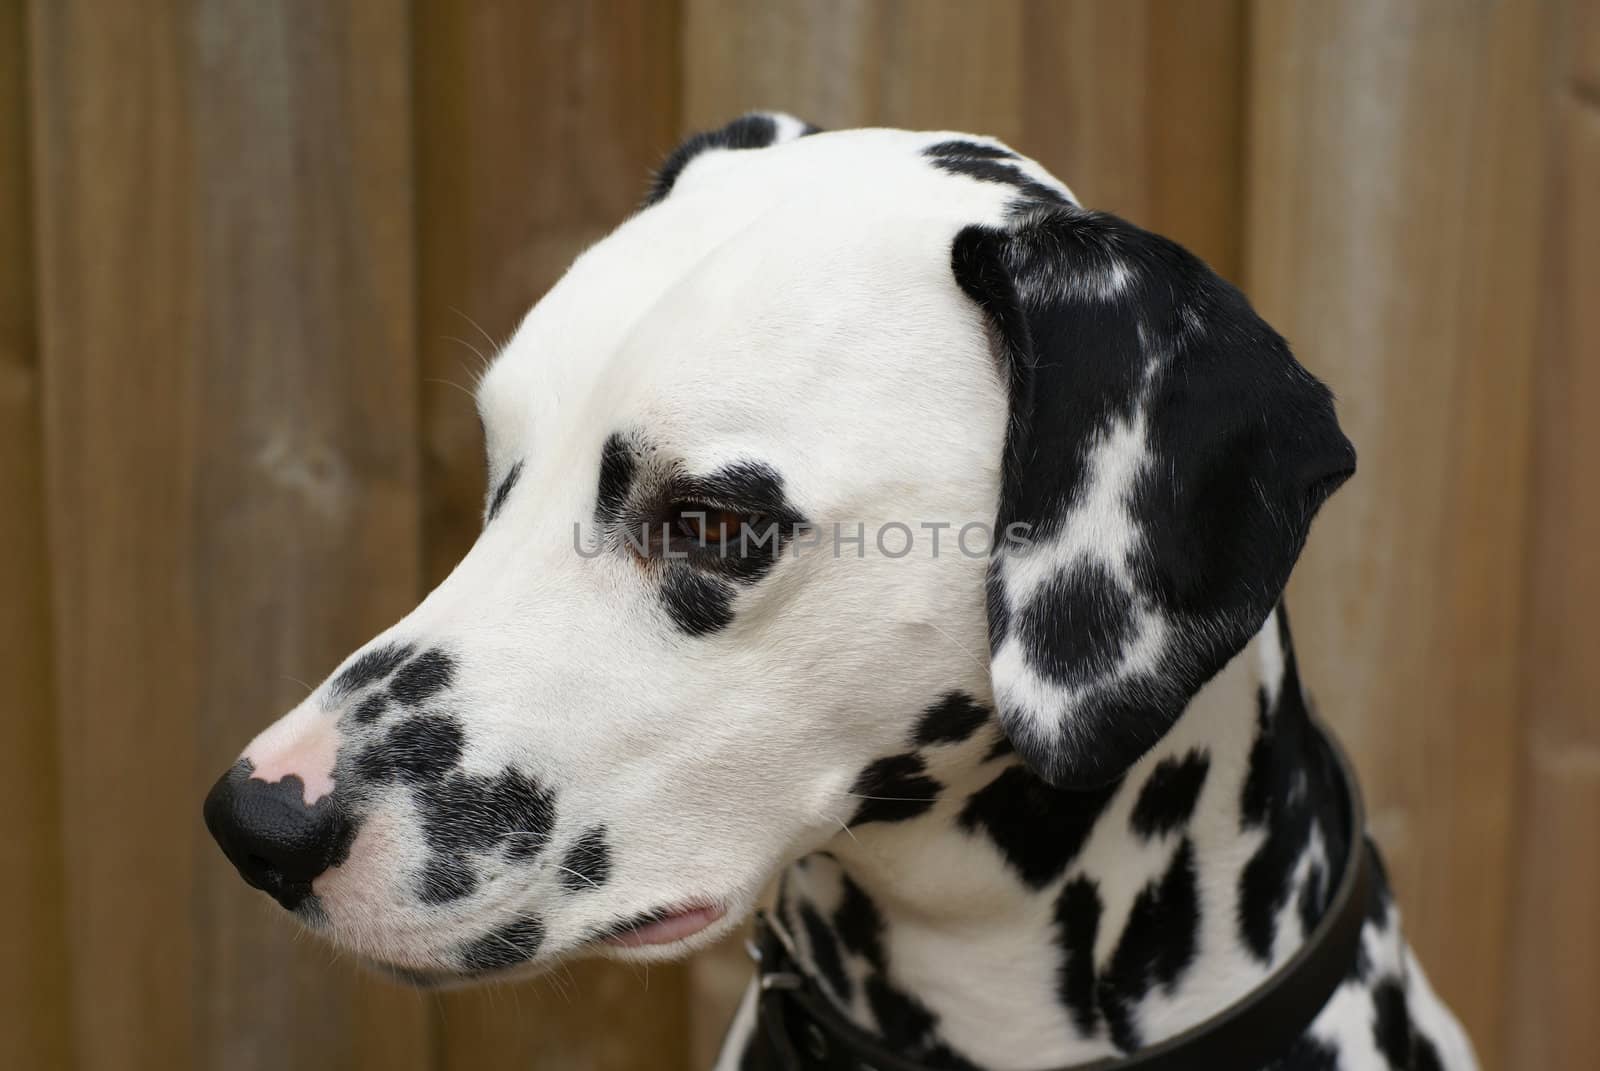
[594,900,727,948]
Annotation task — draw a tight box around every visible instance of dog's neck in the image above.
[774,610,1349,1070]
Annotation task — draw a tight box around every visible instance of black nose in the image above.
[203,761,354,910]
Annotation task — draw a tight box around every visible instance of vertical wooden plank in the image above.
[1021,1,1246,279]
[0,0,73,1065]
[682,1,1245,274]
[681,4,1248,1061]
[1506,3,1600,1065]
[1246,1,1548,1060]
[30,4,200,1064]
[30,3,433,1068]
[412,4,691,1069]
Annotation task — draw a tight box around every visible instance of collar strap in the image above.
[747,714,1371,1071]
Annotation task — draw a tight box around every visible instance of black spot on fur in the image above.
[1415,1033,1446,1071]
[1372,977,1412,1069]
[849,754,942,826]
[959,766,1118,888]
[1017,562,1136,687]
[983,731,1015,763]
[390,648,455,706]
[864,976,981,1071]
[595,433,636,526]
[417,852,478,904]
[985,571,1010,654]
[914,691,989,747]
[660,568,736,636]
[1238,619,1351,964]
[1054,876,1102,1036]
[331,642,414,696]
[354,713,465,785]
[1099,838,1201,1053]
[799,902,853,1004]
[1129,749,1210,838]
[559,826,612,892]
[924,141,1068,206]
[1298,860,1327,939]
[926,139,1019,161]
[459,914,545,971]
[418,766,557,862]
[349,692,388,725]
[834,874,885,970]
[487,460,523,522]
[648,114,818,205]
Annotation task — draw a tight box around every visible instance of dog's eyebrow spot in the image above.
[559,826,612,892]
[958,766,1118,889]
[913,692,990,747]
[330,641,415,696]
[458,914,546,972]
[849,754,942,826]
[595,432,637,526]
[486,460,523,523]
[1129,749,1210,839]
[672,460,797,516]
[390,649,456,706]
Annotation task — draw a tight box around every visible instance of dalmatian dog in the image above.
[204,114,1478,1070]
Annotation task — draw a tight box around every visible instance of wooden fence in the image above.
[2,2,1594,1069]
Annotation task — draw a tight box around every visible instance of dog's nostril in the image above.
[203,762,353,911]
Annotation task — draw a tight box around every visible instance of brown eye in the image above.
[673,504,750,545]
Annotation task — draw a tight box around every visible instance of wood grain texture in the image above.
[0,0,73,1066]
[413,4,691,1068]
[1021,1,1245,278]
[684,1,1244,273]
[1246,2,1549,1062]
[29,2,431,1068]
[1505,7,1600,1062]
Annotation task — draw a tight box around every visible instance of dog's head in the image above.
[204,114,1353,983]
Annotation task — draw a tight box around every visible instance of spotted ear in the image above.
[954,208,1355,789]
[645,111,821,206]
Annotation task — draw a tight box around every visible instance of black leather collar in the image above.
[745,714,1371,1071]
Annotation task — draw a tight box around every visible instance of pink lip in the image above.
[603,902,727,948]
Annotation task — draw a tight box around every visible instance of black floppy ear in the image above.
[954,208,1355,789]
[645,111,821,206]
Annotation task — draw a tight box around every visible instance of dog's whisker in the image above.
[280,673,315,696]
[548,862,601,890]
[442,334,491,369]
[450,305,502,360]
[426,374,479,405]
